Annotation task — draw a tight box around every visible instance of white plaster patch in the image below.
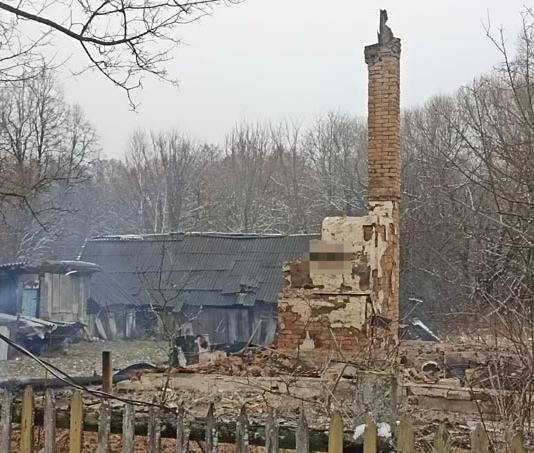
[327,296,367,329]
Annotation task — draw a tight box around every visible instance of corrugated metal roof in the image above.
[81,232,318,308]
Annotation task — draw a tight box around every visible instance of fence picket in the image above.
[205,403,218,453]
[0,386,531,453]
[434,424,453,453]
[43,388,56,453]
[1,391,11,453]
[148,407,161,453]
[363,417,377,453]
[97,401,111,453]
[69,390,84,453]
[397,418,414,453]
[235,405,249,453]
[19,386,34,453]
[508,433,526,453]
[327,412,343,453]
[471,424,489,453]
[176,405,189,453]
[296,408,309,453]
[121,404,135,453]
[265,409,279,453]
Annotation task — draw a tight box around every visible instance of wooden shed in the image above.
[0,261,100,321]
[79,232,318,345]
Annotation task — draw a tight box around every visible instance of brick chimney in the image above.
[275,11,402,356]
[364,11,401,333]
[364,21,401,202]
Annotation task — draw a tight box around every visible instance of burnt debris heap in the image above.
[276,11,401,356]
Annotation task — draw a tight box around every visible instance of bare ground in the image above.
[0,339,169,380]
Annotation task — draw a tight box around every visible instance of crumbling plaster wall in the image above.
[277,201,398,353]
[276,33,401,356]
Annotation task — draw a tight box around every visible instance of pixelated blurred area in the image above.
[307,240,352,274]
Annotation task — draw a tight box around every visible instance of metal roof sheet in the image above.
[81,232,318,308]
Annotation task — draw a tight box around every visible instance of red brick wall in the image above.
[277,293,367,353]
[365,39,401,202]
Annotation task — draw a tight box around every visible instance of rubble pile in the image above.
[398,340,524,389]
[173,347,321,378]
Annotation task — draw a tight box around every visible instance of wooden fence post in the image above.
[1,391,12,453]
[69,390,84,453]
[434,424,452,453]
[205,403,218,453]
[19,386,34,453]
[121,404,135,453]
[235,405,249,453]
[296,408,309,453]
[363,417,377,453]
[508,433,526,453]
[265,409,279,453]
[471,424,489,453]
[148,407,161,453]
[43,388,56,453]
[397,418,414,453]
[327,412,343,453]
[97,401,111,453]
[102,351,112,394]
[176,405,189,453]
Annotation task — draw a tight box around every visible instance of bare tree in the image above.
[214,123,280,232]
[124,129,202,233]
[135,240,201,366]
[0,69,98,261]
[0,12,49,83]
[0,0,241,105]
[269,120,311,233]
[303,112,367,218]
[397,9,534,441]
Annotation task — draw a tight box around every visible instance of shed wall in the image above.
[39,273,90,322]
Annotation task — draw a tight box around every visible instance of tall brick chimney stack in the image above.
[364,10,401,333]
[365,10,401,202]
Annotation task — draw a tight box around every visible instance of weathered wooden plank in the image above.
[235,405,249,453]
[434,424,452,453]
[43,388,56,453]
[363,417,377,453]
[205,403,218,453]
[508,433,526,453]
[397,418,414,453]
[327,412,343,453]
[471,424,489,453]
[19,386,34,453]
[121,404,135,453]
[265,409,279,453]
[69,390,84,453]
[296,408,309,453]
[1,391,12,453]
[148,407,161,453]
[96,401,111,453]
[176,405,189,453]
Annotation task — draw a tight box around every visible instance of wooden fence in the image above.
[0,386,529,452]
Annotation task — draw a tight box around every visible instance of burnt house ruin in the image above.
[79,233,317,345]
[277,11,402,356]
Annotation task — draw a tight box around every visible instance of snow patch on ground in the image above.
[353,422,392,439]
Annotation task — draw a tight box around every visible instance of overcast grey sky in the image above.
[60,0,529,158]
